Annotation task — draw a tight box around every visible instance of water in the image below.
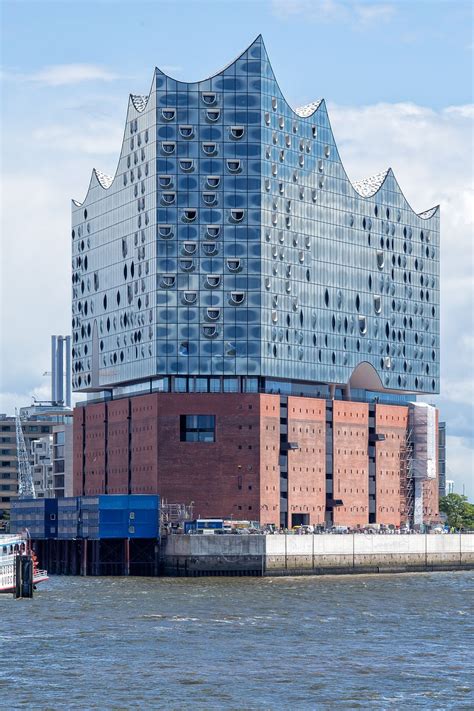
[2,572,473,709]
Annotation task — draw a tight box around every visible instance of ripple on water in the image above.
[1,571,472,709]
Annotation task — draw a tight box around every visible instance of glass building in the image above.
[71,36,440,399]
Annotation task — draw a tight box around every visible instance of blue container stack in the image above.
[11,498,58,539]
[57,497,81,540]
[11,495,160,540]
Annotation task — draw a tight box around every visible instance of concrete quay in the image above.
[161,533,474,577]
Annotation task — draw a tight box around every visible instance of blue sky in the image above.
[1,0,473,496]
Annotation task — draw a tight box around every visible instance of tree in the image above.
[439,494,474,530]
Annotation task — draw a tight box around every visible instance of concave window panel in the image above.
[206,308,221,321]
[183,209,197,222]
[202,242,218,256]
[203,325,219,338]
[179,159,194,172]
[183,242,197,255]
[161,192,176,205]
[374,295,382,314]
[202,143,217,156]
[206,109,220,122]
[230,126,245,139]
[179,125,194,138]
[226,159,241,173]
[358,316,367,335]
[226,258,241,272]
[160,275,176,288]
[206,176,220,188]
[161,142,176,155]
[158,175,173,188]
[179,342,189,356]
[205,275,221,288]
[230,291,245,305]
[201,92,217,105]
[158,224,174,239]
[376,251,385,270]
[203,192,217,206]
[206,225,221,239]
[182,291,197,305]
[161,109,176,121]
[230,209,245,222]
[179,258,195,272]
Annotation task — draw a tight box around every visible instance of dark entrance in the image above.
[291,513,309,527]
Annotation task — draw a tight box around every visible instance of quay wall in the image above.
[161,534,474,576]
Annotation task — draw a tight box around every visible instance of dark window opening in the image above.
[180,415,216,443]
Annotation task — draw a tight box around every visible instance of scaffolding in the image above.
[15,410,36,499]
[400,426,414,527]
[160,502,194,532]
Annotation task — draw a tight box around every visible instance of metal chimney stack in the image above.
[51,335,72,408]
[51,335,57,403]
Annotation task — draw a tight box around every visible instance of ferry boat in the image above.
[0,534,48,593]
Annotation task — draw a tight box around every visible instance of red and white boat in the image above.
[0,534,48,593]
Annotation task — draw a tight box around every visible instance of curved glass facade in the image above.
[72,36,440,396]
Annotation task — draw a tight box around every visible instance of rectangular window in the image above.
[180,415,216,443]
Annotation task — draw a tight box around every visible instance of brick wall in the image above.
[287,397,326,526]
[333,401,369,527]
[375,404,409,527]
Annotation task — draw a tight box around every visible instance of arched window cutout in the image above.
[182,291,197,305]
[183,209,197,222]
[160,275,175,288]
[230,291,245,305]
[161,142,176,155]
[205,275,221,288]
[202,92,216,105]
[202,242,218,256]
[202,143,217,155]
[226,159,241,173]
[179,125,194,138]
[158,225,173,239]
[206,308,220,321]
[161,109,176,121]
[206,225,220,239]
[230,126,245,139]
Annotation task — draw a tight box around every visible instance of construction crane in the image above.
[15,409,36,499]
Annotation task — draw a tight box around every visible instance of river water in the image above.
[2,572,473,709]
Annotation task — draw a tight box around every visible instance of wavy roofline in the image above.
[72,35,439,220]
[72,73,156,207]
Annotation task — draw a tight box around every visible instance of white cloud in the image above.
[1,64,120,86]
[30,64,120,86]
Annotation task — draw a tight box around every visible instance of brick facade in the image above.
[332,401,369,527]
[375,404,409,527]
[287,397,326,526]
[73,393,439,527]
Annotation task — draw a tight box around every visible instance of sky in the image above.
[0,0,473,497]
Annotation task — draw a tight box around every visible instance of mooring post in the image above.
[124,538,130,576]
[14,555,34,599]
[81,539,88,576]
